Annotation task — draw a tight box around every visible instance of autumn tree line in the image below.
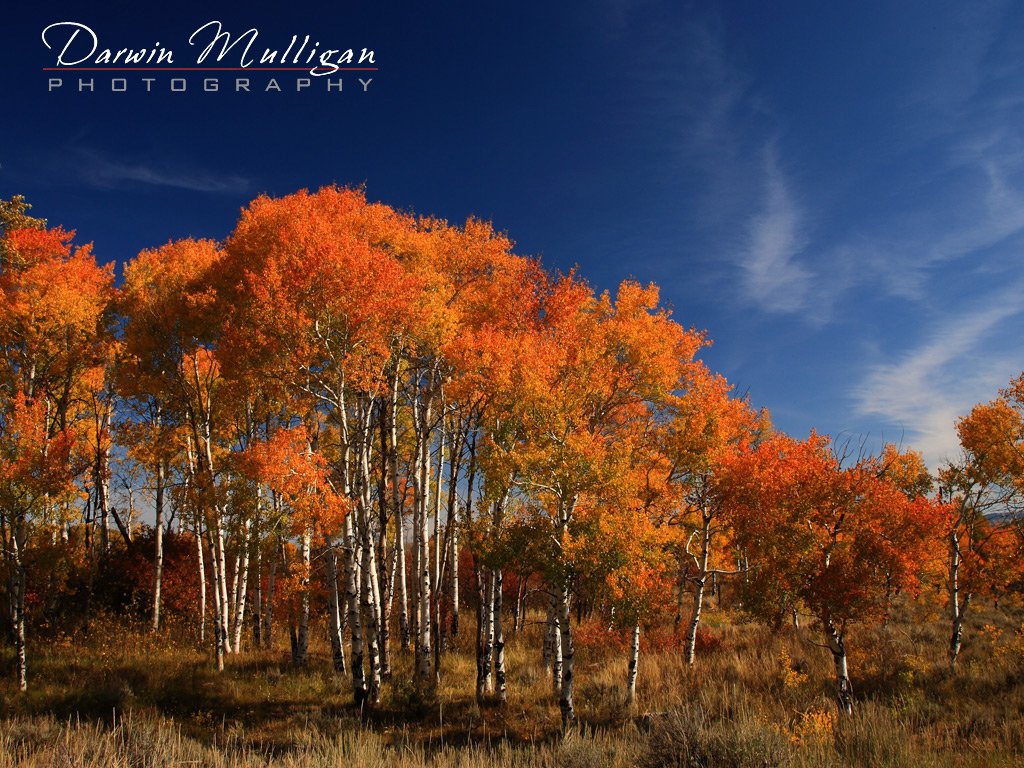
[1,190,1022,722]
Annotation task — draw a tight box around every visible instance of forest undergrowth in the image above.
[2,595,1023,767]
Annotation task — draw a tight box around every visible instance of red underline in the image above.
[43,67,379,72]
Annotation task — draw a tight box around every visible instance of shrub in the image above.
[642,705,787,768]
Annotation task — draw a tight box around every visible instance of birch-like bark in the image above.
[395,504,410,651]
[95,398,112,555]
[205,525,225,671]
[543,593,558,685]
[556,496,577,726]
[450,515,460,638]
[557,581,575,726]
[626,624,640,705]
[431,417,445,676]
[344,510,366,704]
[326,543,347,673]
[229,551,241,643]
[493,568,507,704]
[10,530,27,692]
[189,433,229,664]
[948,529,971,670]
[684,513,712,665]
[195,517,206,644]
[356,398,383,703]
[826,620,853,715]
[377,405,393,679]
[413,380,434,683]
[552,607,562,692]
[186,356,232,664]
[520,579,530,632]
[361,535,383,702]
[389,371,410,652]
[295,528,311,667]
[151,457,165,632]
[381,541,397,678]
[214,514,231,657]
[475,565,493,702]
[231,518,252,652]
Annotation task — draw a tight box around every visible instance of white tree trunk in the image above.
[626,623,640,706]
[229,551,241,641]
[344,512,366,704]
[684,515,711,665]
[389,374,411,652]
[231,519,251,652]
[826,621,853,715]
[206,524,225,671]
[414,390,433,683]
[557,582,575,726]
[195,520,206,645]
[96,416,110,555]
[513,576,527,634]
[151,459,165,632]
[295,529,311,667]
[357,404,384,702]
[450,518,460,637]
[476,566,493,702]
[544,593,561,689]
[493,568,507,704]
[432,423,445,676]
[360,522,383,702]
[208,513,231,660]
[395,504,410,650]
[555,497,576,726]
[216,520,231,657]
[948,530,971,670]
[378,500,393,681]
[10,531,27,692]
[326,544,347,673]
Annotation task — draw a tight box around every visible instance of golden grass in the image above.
[1,596,1023,766]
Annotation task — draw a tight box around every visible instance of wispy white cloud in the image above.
[630,14,817,315]
[821,180,1024,304]
[617,9,762,231]
[73,148,251,194]
[593,4,1023,464]
[740,147,812,314]
[830,9,1024,467]
[854,286,1024,469]
[678,3,1023,319]
[844,136,1024,301]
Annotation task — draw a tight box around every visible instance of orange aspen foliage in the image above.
[238,426,349,540]
[0,222,112,691]
[118,238,224,402]
[724,433,939,713]
[940,373,1024,667]
[220,186,420,395]
[0,227,113,403]
[957,372,1024,495]
[0,394,78,514]
[496,276,702,724]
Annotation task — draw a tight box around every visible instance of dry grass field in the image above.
[2,593,1023,767]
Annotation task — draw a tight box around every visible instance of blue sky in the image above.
[3,1,1024,469]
